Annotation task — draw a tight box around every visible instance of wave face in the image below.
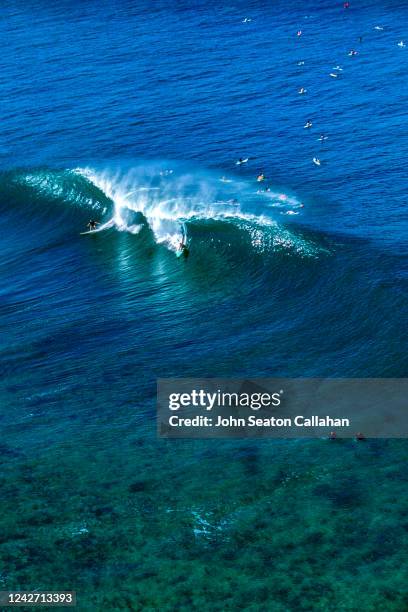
[1,161,321,258]
[74,162,324,255]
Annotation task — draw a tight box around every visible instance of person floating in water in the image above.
[343,1,350,8]
[87,220,100,231]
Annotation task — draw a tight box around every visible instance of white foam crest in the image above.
[73,165,318,256]
[74,166,279,248]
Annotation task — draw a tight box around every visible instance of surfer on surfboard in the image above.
[87,220,100,231]
[177,241,189,258]
[176,225,189,258]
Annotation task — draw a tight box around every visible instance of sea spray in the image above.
[73,161,319,257]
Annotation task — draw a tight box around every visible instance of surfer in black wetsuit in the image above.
[178,240,189,257]
[87,220,100,231]
[177,225,189,256]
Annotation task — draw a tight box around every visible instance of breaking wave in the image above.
[0,160,327,259]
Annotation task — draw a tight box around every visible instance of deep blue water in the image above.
[0,1,407,609]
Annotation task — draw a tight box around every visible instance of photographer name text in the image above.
[168,415,350,428]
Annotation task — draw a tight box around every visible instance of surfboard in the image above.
[236,158,249,165]
[80,219,114,235]
[80,228,102,235]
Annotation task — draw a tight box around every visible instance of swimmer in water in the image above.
[313,157,321,166]
[348,50,358,56]
[298,87,307,94]
[318,134,328,142]
[257,172,266,182]
[304,120,313,129]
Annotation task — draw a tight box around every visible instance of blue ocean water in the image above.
[0,0,407,609]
